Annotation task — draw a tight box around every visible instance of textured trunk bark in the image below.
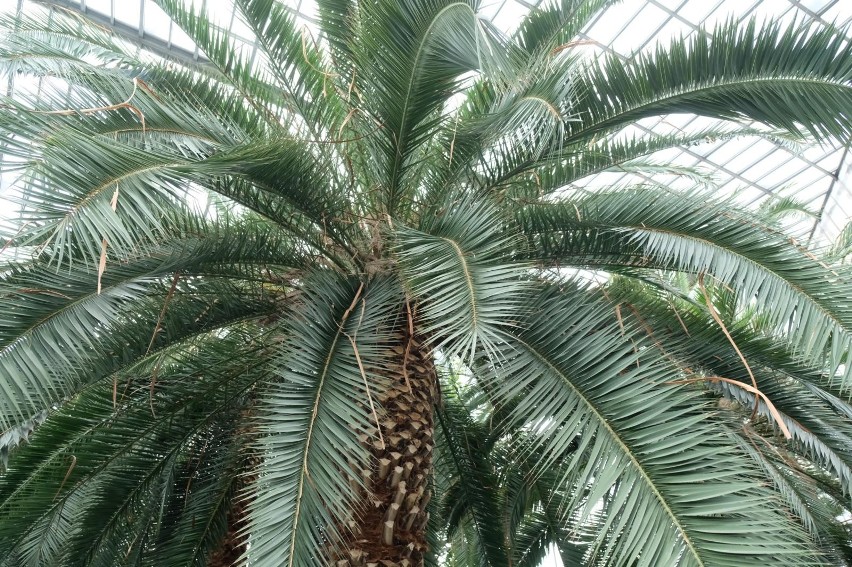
[338,322,437,567]
[207,491,247,567]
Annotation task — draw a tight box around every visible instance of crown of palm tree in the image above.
[0,1,851,566]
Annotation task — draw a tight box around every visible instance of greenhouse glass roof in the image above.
[2,0,852,246]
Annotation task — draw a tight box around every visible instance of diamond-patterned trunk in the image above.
[339,325,437,567]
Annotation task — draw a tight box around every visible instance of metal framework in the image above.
[7,0,852,245]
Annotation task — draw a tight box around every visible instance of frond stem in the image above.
[439,236,478,329]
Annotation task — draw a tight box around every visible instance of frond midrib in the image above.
[94,126,221,145]
[439,235,478,330]
[43,160,186,235]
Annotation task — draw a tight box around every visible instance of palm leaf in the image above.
[434,382,509,567]
[596,278,852,560]
[516,187,852,388]
[316,0,358,70]
[245,273,404,567]
[492,126,794,195]
[153,0,282,127]
[0,224,285,428]
[513,0,618,58]
[570,18,852,143]
[234,0,345,135]
[0,329,270,565]
[0,8,131,81]
[396,195,528,360]
[482,282,814,566]
[352,0,506,214]
[148,423,246,567]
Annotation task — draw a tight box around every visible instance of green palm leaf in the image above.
[434,384,508,567]
[352,0,506,214]
[513,0,618,58]
[0,328,270,565]
[148,425,245,567]
[517,188,852,388]
[396,195,528,359]
[245,273,403,567]
[483,283,814,566]
[606,278,852,487]
[0,219,291,428]
[571,18,852,143]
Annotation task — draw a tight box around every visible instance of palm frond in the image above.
[396,195,528,360]
[245,273,404,567]
[600,278,852,559]
[734,432,852,563]
[605,277,852,484]
[11,128,193,265]
[352,0,506,214]
[434,382,509,567]
[2,109,347,266]
[755,196,817,224]
[481,282,814,566]
[0,224,284,428]
[233,0,346,135]
[147,422,246,567]
[491,429,589,567]
[0,7,132,80]
[0,328,270,565]
[154,0,282,127]
[316,0,358,71]
[0,410,48,470]
[488,128,740,196]
[569,18,852,143]
[423,57,578,202]
[516,187,852,389]
[828,221,852,263]
[513,0,618,58]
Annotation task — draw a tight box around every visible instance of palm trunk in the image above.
[209,417,255,567]
[207,496,246,567]
[339,325,437,567]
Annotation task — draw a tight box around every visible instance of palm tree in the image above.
[0,0,851,565]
